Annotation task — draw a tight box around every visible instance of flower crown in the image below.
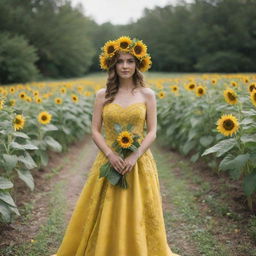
[99,36,152,72]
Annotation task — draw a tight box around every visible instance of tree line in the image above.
[0,0,255,84]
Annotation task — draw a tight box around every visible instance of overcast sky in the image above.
[70,0,192,25]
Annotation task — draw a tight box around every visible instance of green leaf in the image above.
[129,145,137,152]
[0,191,17,207]
[45,136,62,152]
[13,131,29,139]
[243,171,256,196]
[99,162,111,178]
[106,167,121,185]
[182,140,196,155]
[0,203,11,222]
[16,168,34,191]
[0,177,13,189]
[39,151,48,167]
[42,124,59,132]
[18,153,37,169]
[2,154,18,171]
[190,152,200,163]
[201,138,236,157]
[114,123,122,133]
[240,134,256,144]
[10,142,38,151]
[199,136,214,147]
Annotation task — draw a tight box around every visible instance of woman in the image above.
[52,36,180,256]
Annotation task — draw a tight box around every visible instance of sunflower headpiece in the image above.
[99,36,152,72]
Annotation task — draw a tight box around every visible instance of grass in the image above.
[152,141,256,256]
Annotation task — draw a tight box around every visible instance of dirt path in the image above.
[1,136,255,256]
[0,135,98,254]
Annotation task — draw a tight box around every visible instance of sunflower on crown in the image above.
[99,36,152,72]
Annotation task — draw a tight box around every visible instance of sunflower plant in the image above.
[99,123,141,189]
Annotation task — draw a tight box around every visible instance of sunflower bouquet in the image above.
[99,123,141,189]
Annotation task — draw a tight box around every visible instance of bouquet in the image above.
[99,122,141,189]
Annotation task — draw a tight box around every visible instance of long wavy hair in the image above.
[103,52,146,108]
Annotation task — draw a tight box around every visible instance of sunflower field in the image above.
[0,80,100,223]
[153,73,256,210]
[1,73,256,224]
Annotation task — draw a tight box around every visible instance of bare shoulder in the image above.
[96,88,106,98]
[140,87,156,101]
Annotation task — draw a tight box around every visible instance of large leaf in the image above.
[2,154,18,171]
[45,136,62,152]
[200,136,214,147]
[13,131,29,139]
[0,191,17,207]
[0,177,13,189]
[10,142,38,151]
[16,169,34,191]
[42,124,59,132]
[0,203,11,222]
[243,171,256,196]
[201,138,236,157]
[219,153,250,180]
[18,152,37,169]
[240,134,256,144]
[182,140,197,155]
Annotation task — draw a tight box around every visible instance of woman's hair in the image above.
[103,52,146,107]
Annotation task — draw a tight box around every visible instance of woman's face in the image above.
[115,52,136,79]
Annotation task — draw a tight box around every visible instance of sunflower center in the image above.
[122,136,129,144]
[42,115,47,121]
[120,42,128,49]
[189,84,195,89]
[223,119,235,131]
[134,45,142,55]
[108,46,115,54]
[227,92,236,101]
[198,88,203,94]
[15,118,21,125]
[250,85,256,92]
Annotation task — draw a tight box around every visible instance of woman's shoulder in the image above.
[140,86,155,97]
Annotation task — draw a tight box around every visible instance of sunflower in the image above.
[9,99,16,106]
[84,91,92,97]
[131,40,147,59]
[25,96,32,102]
[60,87,67,94]
[158,91,166,99]
[99,54,108,70]
[170,85,179,93]
[117,131,133,148]
[0,99,5,110]
[13,114,25,131]
[231,81,238,87]
[54,97,63,104]
[9,87,15,93]
[195,85,206,96]
[37,111,52,125]
[35,97,42,103]
[212,79,217,85]
[19,92,26,99]
[250,89,256,107]
[216,114,239,136]
[223,89,238,104]
[71,94,79,103]
[138,55,152,72]
[33,91,39,97]
[185,82,196,91]
[116,36,132,52]
[103,40,117,58]
[248,83,256,93]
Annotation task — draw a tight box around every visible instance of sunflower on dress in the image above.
[99,122,141,189]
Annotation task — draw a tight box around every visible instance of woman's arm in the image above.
[91,88,125,173]
[91,88,113,157]
[136,88,157,158]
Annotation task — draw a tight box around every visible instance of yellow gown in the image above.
[54,102,180,256]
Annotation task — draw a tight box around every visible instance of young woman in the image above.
[52,36,180,256]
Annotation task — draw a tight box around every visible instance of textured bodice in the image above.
[102,102,147,150]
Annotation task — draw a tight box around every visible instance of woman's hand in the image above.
[107,151,126,174]
[121,151,140,175]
